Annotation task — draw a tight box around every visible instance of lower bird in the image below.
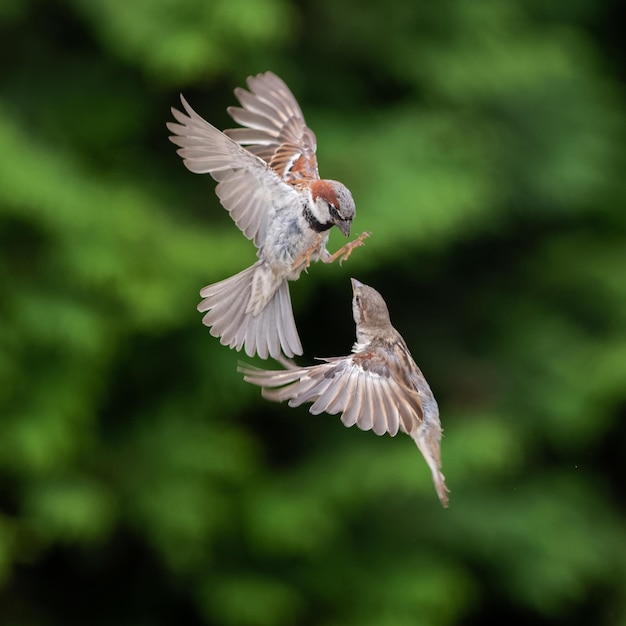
[167,72,369,359]
[240,278,449,507]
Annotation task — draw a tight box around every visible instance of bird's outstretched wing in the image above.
[240,351,449,506]
[239,348,424,437]
[225,72,320,184]
[167,96,300,248]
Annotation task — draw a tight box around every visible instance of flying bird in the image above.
[167,72,369,359]
[240,278,449,507]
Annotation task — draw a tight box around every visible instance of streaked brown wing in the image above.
[224,72,319,183]
[167,96,300,248]
[239,349,423,437]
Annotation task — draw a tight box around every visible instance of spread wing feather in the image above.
[167,95,300,248]
[225,72,319,182]
[239,349,424,438]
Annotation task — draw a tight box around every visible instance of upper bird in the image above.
[240,279,449,507]
[167,72,369,359]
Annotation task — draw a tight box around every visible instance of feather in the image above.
[340,373,363,429]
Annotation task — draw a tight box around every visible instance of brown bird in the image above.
[167,72,369,360]
[240,278,449,506]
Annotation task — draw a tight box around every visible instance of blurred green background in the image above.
[1,0,625,624]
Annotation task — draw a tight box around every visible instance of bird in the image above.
[167,71,370,360]
[239,278,449,507]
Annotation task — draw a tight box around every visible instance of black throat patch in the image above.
[303,205,333,233]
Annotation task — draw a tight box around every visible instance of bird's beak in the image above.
[351,278,362,295]
[337,219,351,237]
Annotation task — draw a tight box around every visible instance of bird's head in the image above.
[310,180,355,236]
[350,278,393,343]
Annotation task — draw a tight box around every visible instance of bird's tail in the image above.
[197,263,303,360]
[412,429,450,508]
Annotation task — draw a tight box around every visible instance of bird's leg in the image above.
[292,232,325,272]
[325,231,371,266]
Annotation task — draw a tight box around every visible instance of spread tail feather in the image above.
[197,264,303,360]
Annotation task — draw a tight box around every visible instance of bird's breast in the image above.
[261,212,329,279]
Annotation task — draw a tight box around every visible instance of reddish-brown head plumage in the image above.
[310,180,340,207]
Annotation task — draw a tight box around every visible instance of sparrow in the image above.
[239,278,449,507]
[167,71,370,360]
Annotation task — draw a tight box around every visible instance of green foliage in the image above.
[1,0,625,624]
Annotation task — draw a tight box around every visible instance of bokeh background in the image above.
[1,0,625,624]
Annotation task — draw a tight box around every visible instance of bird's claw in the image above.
[292,247,316,272]
[334,231,371,266]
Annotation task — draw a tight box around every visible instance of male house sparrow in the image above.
[240,279,449,507]
[167,72,369,359]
